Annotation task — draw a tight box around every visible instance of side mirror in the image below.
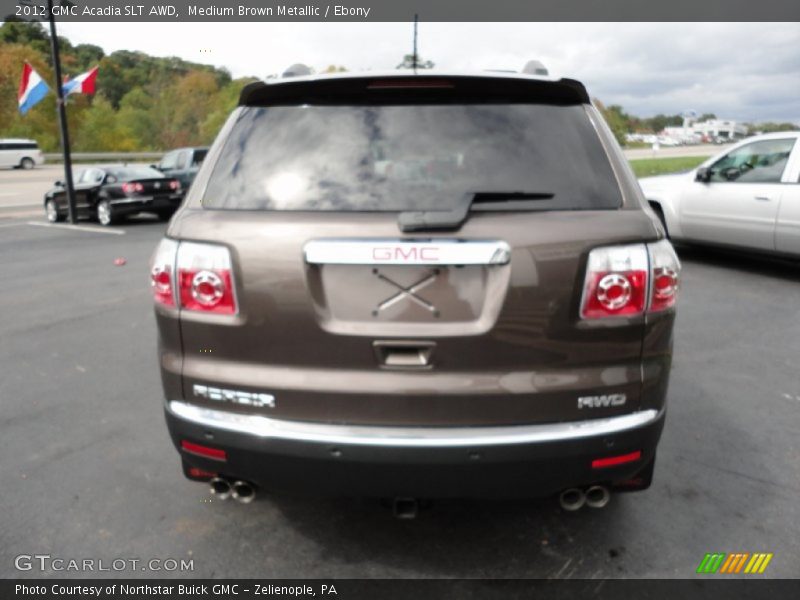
[695,167,712,183]
[150,164,161,171]
[54,180,63,187]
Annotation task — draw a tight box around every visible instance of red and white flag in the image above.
[62,66,99,96]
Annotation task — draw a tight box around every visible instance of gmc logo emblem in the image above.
[372,246,440,262]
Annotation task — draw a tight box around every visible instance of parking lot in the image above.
[1,166,799,579]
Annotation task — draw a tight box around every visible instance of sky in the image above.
[57,22,800,124]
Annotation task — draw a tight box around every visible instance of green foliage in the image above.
[595,100,629,146]
[0,21,240,152]
[629,156,707,178]
[745,122,800,134]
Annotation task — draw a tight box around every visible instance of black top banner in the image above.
[3,0,800,22]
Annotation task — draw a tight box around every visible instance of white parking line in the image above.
[26,221,126,235]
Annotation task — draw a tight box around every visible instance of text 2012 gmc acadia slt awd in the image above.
[150,70,680,511]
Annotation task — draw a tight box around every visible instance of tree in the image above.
[396,54,434,69]
[0,20,50,57]
[594,100,629,145]
[73,95,136,151]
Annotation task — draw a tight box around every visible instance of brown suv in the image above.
[150,71,680,511]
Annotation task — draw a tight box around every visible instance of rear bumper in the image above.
[110,194,182,214]
[166,400,666,498]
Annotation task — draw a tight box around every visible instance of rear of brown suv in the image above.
[150,71,680,509]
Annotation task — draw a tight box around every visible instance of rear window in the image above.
[108,167,164,181]
[193,149,208,166]
[0,142,38,150]
[203,104,622,211]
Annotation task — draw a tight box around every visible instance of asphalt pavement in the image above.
[0,212,798,579]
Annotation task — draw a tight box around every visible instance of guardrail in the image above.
[43,152,163,163]
[43,145,730,164]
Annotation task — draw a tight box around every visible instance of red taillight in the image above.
[181,440,227,461]
[169,180,180,191]
[149,238,178,307]
[581,244,648,319]
[122,182,144,194]
[592,450,642,469]
[150,239,237,314]
[581,241,680,320]
[648,240,681,312]
[176,241,237,314]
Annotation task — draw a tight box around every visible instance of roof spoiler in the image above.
[238,75,590,107]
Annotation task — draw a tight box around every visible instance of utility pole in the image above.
[412,14,418,73]
[47,0,77,224]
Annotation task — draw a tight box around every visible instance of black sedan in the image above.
[44,165,183,226]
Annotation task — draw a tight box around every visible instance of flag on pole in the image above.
[62,66,99,97]
[18,62,50,115]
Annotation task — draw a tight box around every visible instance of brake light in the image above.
[581,241,681,320]
[581,244,648,319]
[176,241,237,314]
[169,180,181,191]
[368,78,454,89]
[648,240,681,312]
[149,238,178,307]
[122,182,144,194]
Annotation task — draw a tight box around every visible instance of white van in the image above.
[0,139,45,169]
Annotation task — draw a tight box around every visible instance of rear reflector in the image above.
[592,450,642,469]
[187,467,217,479]
[181,440,227,461]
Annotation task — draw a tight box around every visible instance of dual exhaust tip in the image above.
[559,485,610,511]
[209,477,256,504]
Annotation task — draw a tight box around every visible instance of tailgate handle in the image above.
[373,341,435,369]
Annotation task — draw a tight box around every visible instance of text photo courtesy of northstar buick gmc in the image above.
[149,69,681,513]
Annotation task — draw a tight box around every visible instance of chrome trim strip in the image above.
[168,401,662,448]
[304,239,511,266]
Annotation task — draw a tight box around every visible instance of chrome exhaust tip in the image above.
[209,477,231,500]
[231,480,256,504]
[559,488,586,511]
[585,485,611,509]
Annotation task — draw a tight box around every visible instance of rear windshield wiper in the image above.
[398,191,555,233]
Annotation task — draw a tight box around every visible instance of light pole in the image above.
[46,0,77,224]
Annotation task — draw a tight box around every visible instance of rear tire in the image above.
[45,199,64,223]
[20,157,34,170]
[96,200,117,226]
[649,203,669,238]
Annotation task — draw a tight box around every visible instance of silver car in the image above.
[640,132,800,257]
